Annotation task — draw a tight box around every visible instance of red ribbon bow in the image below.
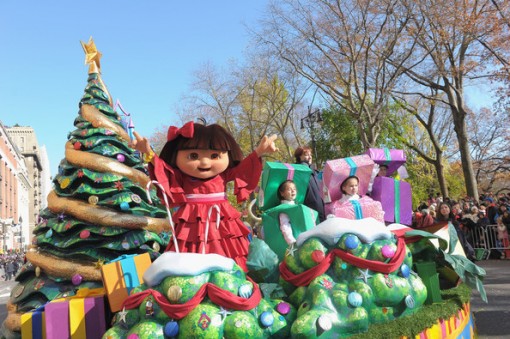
[167,121,194,141]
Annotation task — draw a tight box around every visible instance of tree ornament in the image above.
[120,202,130,211]
[311,250,325,263]
[348,292,363,307]
[400,264,410,278]
[167,285,182,303]
[238,283,253,298]
[317,315,332,331]
[381,244,396,259]
[79,230,90,239]
[88,196,99,205]
[116,154,126,162]
[72,274,83,285]
[276,302,291,315]
[260,311,274,327]
[73,142,82,150]
[164,321,179,337]
[345,234,360,250]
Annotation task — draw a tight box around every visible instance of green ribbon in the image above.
[383,148,391,166]
[394,179,401,223]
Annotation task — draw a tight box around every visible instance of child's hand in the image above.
[255,134,279,157]
[129,131,152,154]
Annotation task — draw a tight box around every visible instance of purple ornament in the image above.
[164,321,179,337]
[72,274,83,285]
[116,154,126,162]
[381,245,395,259]
[276,302,290,315]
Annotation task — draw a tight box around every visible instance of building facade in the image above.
[6,125,45,250]
[0,122,30,251]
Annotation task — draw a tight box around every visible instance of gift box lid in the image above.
[322,155,374,202]
[366,148,406,176]
[259,162,312,211]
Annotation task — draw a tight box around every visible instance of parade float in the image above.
[0,39,484,339]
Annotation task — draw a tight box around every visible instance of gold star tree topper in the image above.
[81,37,102,74]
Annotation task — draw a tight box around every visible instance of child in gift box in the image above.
[337,176,361,203]
[277,180,298,245]
[131,121,278,271]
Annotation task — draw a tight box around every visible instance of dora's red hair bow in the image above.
[167,121,194,141]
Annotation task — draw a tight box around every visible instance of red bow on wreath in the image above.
[167,121,194,141]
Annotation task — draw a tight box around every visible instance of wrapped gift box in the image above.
[371,177,412,225]
[322,155,374,203]
[366,148,406,176]
[262,203,318,260]
[21,305,46,339]
[101,252,152,312]
[325,196,385,222]
[259,162,312,211]
[45,288,106,339]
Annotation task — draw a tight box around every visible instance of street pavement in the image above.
[0,259,508,338]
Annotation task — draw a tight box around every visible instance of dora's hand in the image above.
[129,131,152,155]
[255,134,279,157]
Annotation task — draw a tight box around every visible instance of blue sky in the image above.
[0,1,268,176]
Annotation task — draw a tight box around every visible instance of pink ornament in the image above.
[80,230,91,239]
[381,245,395,259]
[73,142,82,150]
[276,302,290,315]
[72,274,83,285]
[116,154,126,162]
[127,335,140,339]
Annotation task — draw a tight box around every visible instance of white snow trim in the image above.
[143,252,236,287]
[296,217,393,246]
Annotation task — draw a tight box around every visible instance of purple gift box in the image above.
[370,177,412,225]
[45,294,106,339]
[366,148,406,176]
[325,196,385,222]
[322,155,374,203]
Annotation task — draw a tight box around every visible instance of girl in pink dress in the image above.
[131,121,278,271]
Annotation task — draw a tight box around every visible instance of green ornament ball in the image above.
[179,303,224,338]
[102,325,128,338]
[209,271,242,294]
[298,238,328,269]
[127,321,165,338]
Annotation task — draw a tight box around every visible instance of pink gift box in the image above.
[366,148,406,176]
[325,196,384,222]
[322,155,374,202]
[370,177,412,225]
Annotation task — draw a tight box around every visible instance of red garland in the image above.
[280,237,406,286]
[121,277,261,319]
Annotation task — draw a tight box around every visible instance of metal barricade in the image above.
[470,224,510,260]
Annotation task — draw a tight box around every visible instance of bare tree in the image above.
[392,0,510,199]
[468,107,510,192]
[256,0,416,148]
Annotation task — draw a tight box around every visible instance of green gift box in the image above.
[262,204,318,260]
[259,162,312,211]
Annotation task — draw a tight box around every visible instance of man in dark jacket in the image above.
[294,146,326,222]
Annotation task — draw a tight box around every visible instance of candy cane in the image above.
[145,180,179,252]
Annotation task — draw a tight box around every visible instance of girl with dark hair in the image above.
[131,121,278,271]
[436,202,476,261]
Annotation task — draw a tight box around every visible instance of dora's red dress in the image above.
[149,151,262,271]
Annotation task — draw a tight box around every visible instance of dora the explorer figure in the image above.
[131,121,278,271]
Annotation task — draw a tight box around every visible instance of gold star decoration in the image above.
[80,37,102,74]
[95,259,105,269]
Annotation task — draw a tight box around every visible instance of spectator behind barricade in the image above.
[413,208,435,229]
[294,146,326,222]
[485,197,498,224]
[436,202,476,261]
[496,216,510,259]
[277,180,298,246]
[428,203,437,219]
[427,193,436,207]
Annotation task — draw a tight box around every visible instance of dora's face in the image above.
[342,178,359,195]
[176,149,229,179]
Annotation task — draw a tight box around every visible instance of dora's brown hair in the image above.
[159,123,243,168]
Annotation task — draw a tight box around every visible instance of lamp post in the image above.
[300,108,323,168]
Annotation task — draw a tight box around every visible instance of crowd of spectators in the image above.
[0,252,25,281]
[412,192,510,260]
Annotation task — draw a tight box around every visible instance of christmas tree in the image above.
[1,38,169,338]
